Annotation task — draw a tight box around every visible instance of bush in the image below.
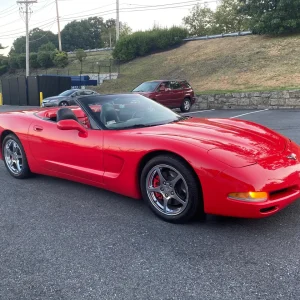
[17,53,26,69]
[53,51,69,68]
[38,42,56,52]
[113,26,188,62]
[30,52,40,68]
[0,65,8,75]
[37,51,54,68]
[8,55,19,69]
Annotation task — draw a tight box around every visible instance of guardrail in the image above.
[183,31,252,41]
[67,47,114,55]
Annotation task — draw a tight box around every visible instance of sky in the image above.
[0,0,218,55]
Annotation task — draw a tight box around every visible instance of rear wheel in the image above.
[180,98,191,112]
[59,101,69,106]
[141,155,204,223]
[2,134,31,179]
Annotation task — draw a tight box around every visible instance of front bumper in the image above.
[41,101,59,107]
[202,140,300,218]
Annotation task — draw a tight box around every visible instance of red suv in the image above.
[132,80,196,112]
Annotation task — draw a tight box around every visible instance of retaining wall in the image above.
[194,90,300,110]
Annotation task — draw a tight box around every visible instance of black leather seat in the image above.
[100,103,119,125]
[57,108,79,122]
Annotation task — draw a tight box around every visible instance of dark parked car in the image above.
[41,89,99,107]
[132,80,196,112]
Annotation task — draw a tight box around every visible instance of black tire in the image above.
[59,101,69,106]
[141,155,204,223]
[2,134,31,179]
[180,98,191,112]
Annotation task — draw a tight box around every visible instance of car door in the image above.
[28,119,104,184]
[69,90,86,105]
[154,81,173,107]
[169,81,185,108]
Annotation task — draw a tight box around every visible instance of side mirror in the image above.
[57,119,88,137]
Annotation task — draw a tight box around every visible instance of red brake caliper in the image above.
[153,175,163,200]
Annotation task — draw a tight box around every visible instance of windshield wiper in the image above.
[173,116,192,122]
[120,123,165,129]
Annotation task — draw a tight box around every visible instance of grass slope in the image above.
[96,34,300,94]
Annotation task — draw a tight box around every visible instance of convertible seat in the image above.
[100,103,119,125]
[57,107,79,122]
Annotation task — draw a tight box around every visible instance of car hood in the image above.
[141,117,287,167]
[43,96,69,101]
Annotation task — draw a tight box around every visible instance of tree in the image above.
[102,19,132,47]
[240,0,300,34]
[17,54,26,69]
[183,4,217,36]
[61,17,105,51]
[120,23,132,38]
[53,51,68,68]
[37,51,53,68]
[30,53,40,68]
[214,0,249,33]
[38,42,56,52]
[75,49,87,72]
[11,28,57,54]
[8,55,19,69]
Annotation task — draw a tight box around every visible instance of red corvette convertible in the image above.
[1,94,300,223]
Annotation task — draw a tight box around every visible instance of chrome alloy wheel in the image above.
[4,139,23,175]
[146,164,189,216]
[183,99,191,111]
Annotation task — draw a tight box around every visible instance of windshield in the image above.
[59,90,76,96]
[77,94,183,130]
[132,82,159,92]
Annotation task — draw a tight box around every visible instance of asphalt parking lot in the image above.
[0,106,300,300]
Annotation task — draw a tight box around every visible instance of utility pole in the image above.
[116,0,120,41]
[17,0,37,77]
[55,0,62,51]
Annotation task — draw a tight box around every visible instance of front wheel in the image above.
[141,155,204,223]
[180,98,191,112]
[2,134,31,179]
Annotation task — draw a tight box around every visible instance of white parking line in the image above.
[230,109,269,119]
[182,109,215,115]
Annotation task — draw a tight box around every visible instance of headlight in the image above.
[228,192,268,202]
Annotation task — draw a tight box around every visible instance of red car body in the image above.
[132,80,196,112]
[0,104,300,219]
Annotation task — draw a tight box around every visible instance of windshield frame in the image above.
[75,94,183,131]
[132,81,161,93]
[59,89,77,96]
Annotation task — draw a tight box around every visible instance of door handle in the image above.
[33,125,43,132]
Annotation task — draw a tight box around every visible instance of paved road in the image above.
[0,107,300,300]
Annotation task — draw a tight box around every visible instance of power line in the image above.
[60,0,215,21]
[0,19,57,37]
[29,21,56,42]
[33,0,55,13]
[0,4,17,14]
[0,7,19,18]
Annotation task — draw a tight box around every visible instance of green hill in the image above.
[95,34,300,95]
